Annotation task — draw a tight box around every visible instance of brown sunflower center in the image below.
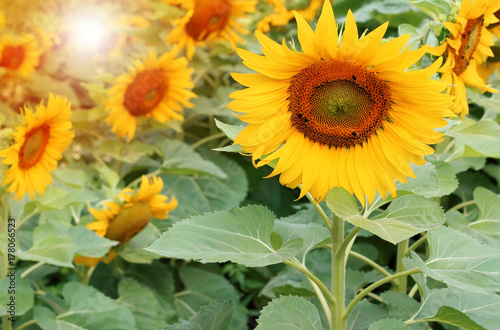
[289,60,391,148]
[105,201,153,244]
[453,15,484,76]
[19,124,50,169]
[0,45,26,70]
[123,70,167,116]
[185,0,232,41]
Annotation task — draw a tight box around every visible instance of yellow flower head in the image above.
[106,49,196,141]
[229,1,454,206]
[433,0,500,118]
[0,34,41,78]
[0,94,74,200]
[86,175,178,244]
[165,0,257,59]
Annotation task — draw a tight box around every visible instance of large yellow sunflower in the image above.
[0,34,41,78]
[432,0,500,118]
[165,0,257,59]
[106,49,196,141]
[229,1,454,206]
[0,94,74,200]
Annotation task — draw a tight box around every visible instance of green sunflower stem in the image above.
[331,213,346,330]
[395,239,409,293]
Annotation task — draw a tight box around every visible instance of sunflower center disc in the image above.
[289,60,392,148]
[19,125,50,169]
[123,70,167,116]
[185,0,232,41]
[0,46,25,70]
[453,15,484,76]
[105,201,153,244]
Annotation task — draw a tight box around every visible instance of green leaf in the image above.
[157,139,226,178]
[18,224,75,267]
[215,118,244,141]
[40,282,136,329]
[118,279,165,330]
[34,187,97,211]
[326,188,445,244]
[410,288,500,329]
[470,187,500,244]
[72,227,117,258]
[97,140,155,163]
[380,291,420,321]
[165,301,234,330]
[93,165,120,190]
[52,167,88,189]
[404,226,500,293]
[407,0,451,18]
[346,269,385,303]
[273,221,330,262]
[117,223,162,264]
[368,318,411,330]
[346,300,388,330]
[147,205,302,267]
[0,277,33,317]
[446,118,500,158]
[174,267,246,329]
[397,162,458,198]
[256,295,323,330]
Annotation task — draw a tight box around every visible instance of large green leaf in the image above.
[18,223,75,267]
[118,279,165,330]
[446,118,500,158]
[33,187,97,211]
[470,187,500,245]
[72,227,117,258]
[117,223,162,264]
[368,319,411,330]
[160,152,248,223]
[404,226,500,293]
[273,221,330,263]
[166,301,234,330]
[326,188,445,244]
[214,119,244,141]
[396,162,458,198]
[410,288,500,329]
[346,300,388,330]
[0,277,33,317]
[97,140,155,163]
[147,205,302,267]
[174,267,246,329]
[34,282,136,329]
[256,295,323,330]
[157,139,226,178]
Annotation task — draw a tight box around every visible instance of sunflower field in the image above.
[1,0,500,329]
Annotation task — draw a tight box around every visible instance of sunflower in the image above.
[431,0,500,118]
[0,34,41,78]
[164,0,257,59]
[87,175,178,243]
[257,0,325,33]
[489,8,500,38]
[75,176,177,266]
[0,94,74,200]
[106,49,196,141]
[229,1,454,206]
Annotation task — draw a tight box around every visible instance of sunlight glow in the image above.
[68,14,111,54]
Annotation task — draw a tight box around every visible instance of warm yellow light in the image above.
[68,14,111,54]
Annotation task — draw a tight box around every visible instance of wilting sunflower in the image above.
[257,0,325,33]
[165,0,257,59]
[106,49,196,141]
[431,0,500,118]
[75,176,177,266]
[229,1,454,205]
[0,34,41,78]
[0,94,74,200]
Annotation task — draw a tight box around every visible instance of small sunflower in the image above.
[165,0,257,59]
[0,94,74,200]
[74,175,177,266]
[106,49,196,141]
[257,0,325,33]
[0,34,41,78]
[229,1,454,206]
[432,0,500,118]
